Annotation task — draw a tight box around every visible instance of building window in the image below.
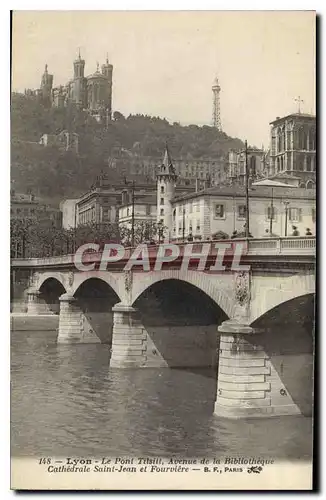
[160,198,164,205]
[160,186,164,194]
[196,203,200,212]
[288,208,301,222]
[309,129,316,150]
[160,209,164,216]
[306,156,311,172]
[189,203,193,213]
[237,205,247,219]
[297,156,304,171]
[214,204,225,218]
[146,205,151,216]
[250,156,256,177]
[196,220,200,232]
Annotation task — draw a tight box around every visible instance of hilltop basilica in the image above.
[30,51,113,122]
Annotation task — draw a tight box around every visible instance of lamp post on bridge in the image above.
[182,206,186,243]
[283,201,289,237]
[269,187,274,235]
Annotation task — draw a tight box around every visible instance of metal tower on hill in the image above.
[212,76,222,131]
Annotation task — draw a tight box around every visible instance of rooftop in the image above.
[270,113,316,125]
[252,179,296,188]
[120,195,157,208]
[269,172,302,180]
[173,184,316,203]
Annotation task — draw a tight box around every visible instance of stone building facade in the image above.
[269,113,316,188]
[107,154,228,186]
[227,148,269,185]
[37,53,113,122]
[171,185,316,241]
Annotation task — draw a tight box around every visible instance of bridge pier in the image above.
[26,289,53,315]
[214,319,272,419]
[214,319,303,418]
[57,293,101,344]
[110,303,147,367]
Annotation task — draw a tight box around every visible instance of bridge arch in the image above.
[38,277,67,314]
[250,272,315,324]
[251,292,314,416]
[131,275,229,376]
[37,273,67,293]
[70,270,121,301]
[131,270,234,318]
[72,276,121,344]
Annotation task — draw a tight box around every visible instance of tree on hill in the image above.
[11,93,245,200]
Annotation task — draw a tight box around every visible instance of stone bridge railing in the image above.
[11,236,316,268]
[247,236,316,255]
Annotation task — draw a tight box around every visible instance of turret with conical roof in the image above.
[157,144,178,241]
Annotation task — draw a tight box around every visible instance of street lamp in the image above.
[283,201,289,237]
[182,206,186,242]
[158,220,163,243]
[244,140,250,237]
[269,187,274,235]
[124,178,136,247]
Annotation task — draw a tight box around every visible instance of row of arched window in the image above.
[275,154,315,173]
[276,126,316,152]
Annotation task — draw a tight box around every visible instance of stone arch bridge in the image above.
[11,237,315,419]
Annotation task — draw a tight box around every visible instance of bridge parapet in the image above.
[11,237,316,270]
[247,236,316,255]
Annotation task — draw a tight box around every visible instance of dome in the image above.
[87,71,107,81]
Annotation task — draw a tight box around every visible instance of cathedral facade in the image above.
[37,52,113,122]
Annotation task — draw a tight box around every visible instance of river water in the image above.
[11,329,312,460]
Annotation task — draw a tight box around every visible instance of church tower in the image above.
[73,50,86,108]
[40,64,53,107]
[157,145,177,241]
[101,54,113,121]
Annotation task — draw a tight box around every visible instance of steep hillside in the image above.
[11,93,245,200]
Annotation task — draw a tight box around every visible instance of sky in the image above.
[11,10,316,147]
